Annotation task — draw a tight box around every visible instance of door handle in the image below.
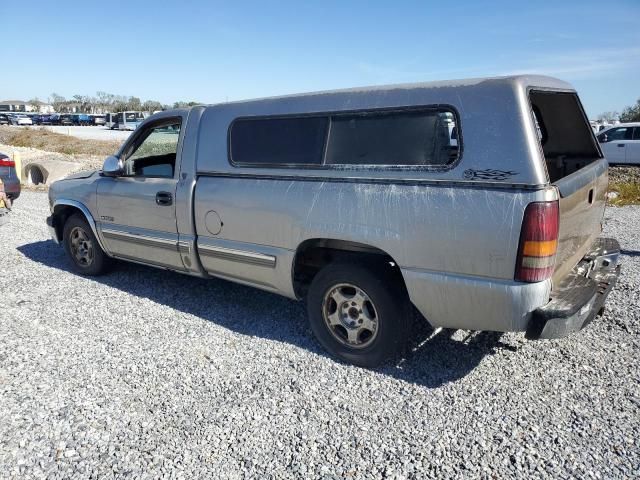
[617,144,625,147]
[156,191,173,206]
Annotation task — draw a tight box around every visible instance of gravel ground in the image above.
[1,192,639,479]
[9,125,132,142]
[610,165,640,184]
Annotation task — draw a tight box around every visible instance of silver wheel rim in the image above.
[322,283,379,349]
[69,226,94,267]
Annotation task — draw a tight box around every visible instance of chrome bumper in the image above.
[526,237,620,339]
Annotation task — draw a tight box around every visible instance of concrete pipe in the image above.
[22,160,81,186]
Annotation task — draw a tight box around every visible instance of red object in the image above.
[0,157,15,168]
[515,201,560,282]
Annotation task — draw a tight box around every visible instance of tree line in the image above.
[30,92,201,113]
[619,98,640,122]
[598,97,640,123]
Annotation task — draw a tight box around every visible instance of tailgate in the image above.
[553,159,607,284]
[529,90,606,286]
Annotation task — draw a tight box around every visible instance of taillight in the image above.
[0,157,15,168]
[515,201,559,282]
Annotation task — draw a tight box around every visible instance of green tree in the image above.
[620,99,640,122]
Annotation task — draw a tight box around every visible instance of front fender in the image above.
[52,199,108,253]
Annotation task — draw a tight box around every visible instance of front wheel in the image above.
[307,262,410,368]
[62,214,112,275]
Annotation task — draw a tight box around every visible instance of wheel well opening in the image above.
[53,205,83,240]
[292,239,406,299]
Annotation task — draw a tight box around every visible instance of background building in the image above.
[0,100,55,113]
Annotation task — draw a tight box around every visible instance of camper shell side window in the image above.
[228,107,461,170]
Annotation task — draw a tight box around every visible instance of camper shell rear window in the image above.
[228,107,460,169]
[529,91,602,182]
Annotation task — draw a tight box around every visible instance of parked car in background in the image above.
[116,111,145,130]
[597,123,640,165]
[30,114,43,125]
[0,114,10,125]
[59,114,74,126]
[105,113,118,129]
[10,114,33,126]
[39,114,55,125]
[92,114,106,126]
[74,114,92,126]
[0,153,20,202]
[49,114,61,125]
[590,121,614,134]
[47,75,620,367]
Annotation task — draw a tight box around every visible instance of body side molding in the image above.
[101,228,178,251]
[197,243,277,268]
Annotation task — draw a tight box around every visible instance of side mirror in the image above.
[101,155,123,177]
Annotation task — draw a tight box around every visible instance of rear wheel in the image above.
[62,214,112,275]
[307,262,410,367]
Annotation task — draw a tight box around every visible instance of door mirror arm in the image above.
[101,155,124,177]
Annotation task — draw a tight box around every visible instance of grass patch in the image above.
[0,126,121,156]
[608,182,640,206]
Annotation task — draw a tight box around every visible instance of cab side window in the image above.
[598,127,631,143]
[123,122,181,178]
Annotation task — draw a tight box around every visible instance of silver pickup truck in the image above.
[47,75,620,367]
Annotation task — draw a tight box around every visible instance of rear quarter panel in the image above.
[195,178,534,277]
[193,177,553,330]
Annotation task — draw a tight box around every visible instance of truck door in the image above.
[599,126,632,164]
[96,118,185,270]
[627,127,640,164]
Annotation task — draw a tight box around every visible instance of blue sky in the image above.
[1,0,639,117]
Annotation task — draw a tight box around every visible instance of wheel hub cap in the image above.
[69,226,94,266]
[322,283,379,349]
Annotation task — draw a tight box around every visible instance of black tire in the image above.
[307,262,410,368]
[62,214,112,275]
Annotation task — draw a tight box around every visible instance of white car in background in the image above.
[9,114,33,126]
[597,123,640,165]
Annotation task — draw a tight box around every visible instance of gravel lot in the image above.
[11,125,132,142]
[1,192,639,479]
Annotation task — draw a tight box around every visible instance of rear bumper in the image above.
[526,237,620,339]
[3,179,20,200]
